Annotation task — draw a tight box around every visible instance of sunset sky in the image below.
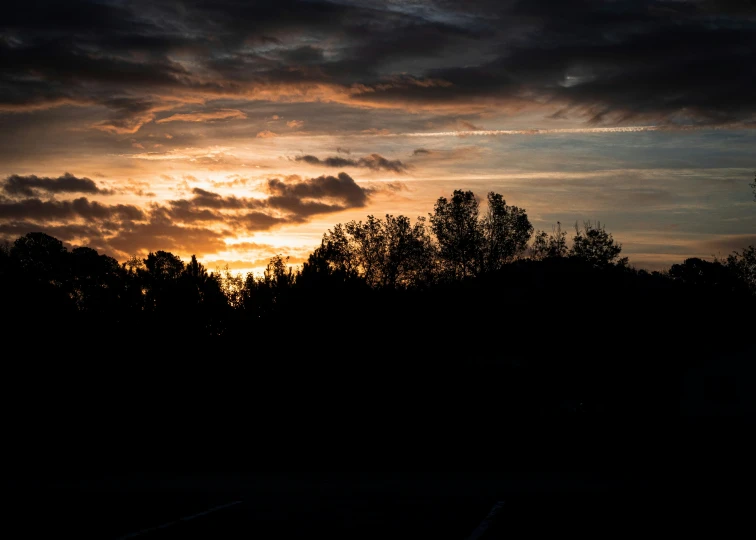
[1,0,754,273]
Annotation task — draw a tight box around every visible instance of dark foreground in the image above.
[7,473,752,540]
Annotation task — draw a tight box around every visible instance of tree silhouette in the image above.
[0,240,11,278]
[141,250,185,313]
[316,223,359,280]
[430,189,483,280]
[144,250,184,282]
[8,232,75,320]
[70,246,123,313]
[481,192,533,272]
[345,215,387,287]
[570,221,628,267]
[531,222,568,260]
[334,214,436,288]
[382,214,435,288]
[11,232,70,285]
[304,213,434,289]
[724,246,756,295]
[669,257,750,297]
[183,255,228,324]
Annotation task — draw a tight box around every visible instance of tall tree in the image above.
[382,214,435,288]
[481,192,533,272]
[346,215,386,287]
[319,223,358,278]
[430,189,483,280]
[141,250,185,312]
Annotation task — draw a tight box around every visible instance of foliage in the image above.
[669,257,746,293]
[306,213,434,288]
[570,220,628,267]
[429,189,483,280]
[724,245,756,295]
[531,222,569,261]
[481,192,533,272]
[11,232,70,285]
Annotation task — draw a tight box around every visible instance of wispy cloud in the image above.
[156,109,247,124]
[293,153,408,172]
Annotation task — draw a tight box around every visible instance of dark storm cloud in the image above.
[1,0,753,128]
[293,154,408,173]
[346,1,756,124]
[2,173,113,197]
[278,45,327,65]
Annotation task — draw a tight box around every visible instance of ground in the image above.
[6,472,748,539]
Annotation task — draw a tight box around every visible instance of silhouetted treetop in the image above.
[11,232,70,284]
[481,192,533,272]
[531,222,568,261]
[569,221,628,267]
[723,245,756,295]
[430,189,483,280]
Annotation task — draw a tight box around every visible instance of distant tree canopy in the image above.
[0,188,753,346]
[307,190,535,285]
[303,214,434,289]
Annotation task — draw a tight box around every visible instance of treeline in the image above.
[2,189,755,426]
[2,189,754,339]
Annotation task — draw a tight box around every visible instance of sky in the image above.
[1,0,754,273]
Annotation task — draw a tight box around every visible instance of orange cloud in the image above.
[156,108,247,124]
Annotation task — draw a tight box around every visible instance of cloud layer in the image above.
[2,0,754,132]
